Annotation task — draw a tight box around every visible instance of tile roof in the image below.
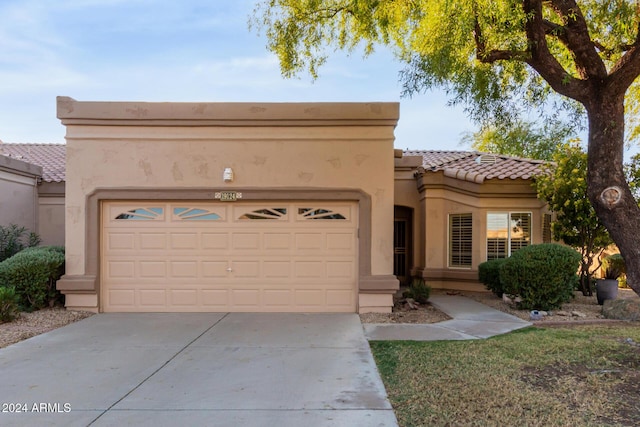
[404,150,548,183]
[0,145,545,185]
[0,143,65,182]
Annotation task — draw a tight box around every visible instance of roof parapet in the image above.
[56,97,400,127]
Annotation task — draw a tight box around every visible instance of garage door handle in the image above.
[226,267,233,272]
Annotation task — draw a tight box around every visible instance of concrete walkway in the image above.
[0,313,397,427]
[363,295,531,341]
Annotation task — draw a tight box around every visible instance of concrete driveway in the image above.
[0,313,397,427]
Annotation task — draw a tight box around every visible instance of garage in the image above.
[57,98,399,313]
[102,201,357,312]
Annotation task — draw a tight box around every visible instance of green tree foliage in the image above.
[252,1,633,127]
[462,119,575,161]
[535,143,612,296]
[625,153,640,202]
[252,0,640,296]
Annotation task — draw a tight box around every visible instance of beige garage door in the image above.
[101,201,357,312]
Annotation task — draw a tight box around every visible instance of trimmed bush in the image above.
[500,244,580,311]
[0,246,65,310]
[403,277,431,304]
[478,258,507,297]
[0,224,41,262]
[0,286,20,323]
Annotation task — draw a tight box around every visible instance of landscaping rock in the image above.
[405,298,420,310]
[602,299,640,321]
[571,311,587,318]
[502,294,522,306]
[556,311,569,317]
[530,310,543,321]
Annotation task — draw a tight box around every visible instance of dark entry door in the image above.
[394,206,413,286]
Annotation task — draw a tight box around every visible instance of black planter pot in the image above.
[596,279,619,305]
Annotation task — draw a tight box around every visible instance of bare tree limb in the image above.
[522,0,589,102]
[549,0,608,79]
[608,5,640,94]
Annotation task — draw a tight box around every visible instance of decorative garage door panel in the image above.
[101,202,357,312]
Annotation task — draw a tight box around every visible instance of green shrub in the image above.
[0,286,20,322]
[0,246,65,310]
[403,277,431,304]
[478,259,507,297]
[0,224,41,262]
[500,244,580,311]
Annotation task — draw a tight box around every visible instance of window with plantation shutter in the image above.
[449,213,472,268]
[487,212,531,260]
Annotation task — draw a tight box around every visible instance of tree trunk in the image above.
[585,93,640,296]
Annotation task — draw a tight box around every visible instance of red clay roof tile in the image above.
[0,143,65,182]
[404,149,547,181]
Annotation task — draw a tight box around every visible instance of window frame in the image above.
[448,213,473,269]
[486,211,532,261]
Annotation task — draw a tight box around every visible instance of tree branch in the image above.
[473,15,527,62]
[542,19,567,43]
[608,15,640,93]
[549,0,608,79]
[609,45,640,94]
[522,0,588,102]
[593,41,636,59]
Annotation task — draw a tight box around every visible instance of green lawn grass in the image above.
[370,325,640,426]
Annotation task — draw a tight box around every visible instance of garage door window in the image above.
[239,208,287,220]
[298,208,347,220]
[173,207,221,221]
[115,207,163,220]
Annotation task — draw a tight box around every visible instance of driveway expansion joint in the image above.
[87,312,230,426]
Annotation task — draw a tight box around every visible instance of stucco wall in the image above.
[37,182,65,246]
[419,174,547,291]
[0,156,41,233]
[58,98,399,311]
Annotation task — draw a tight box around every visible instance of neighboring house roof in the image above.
[0,144,545,185]
[0,143,65,182]
[404,150,547,183]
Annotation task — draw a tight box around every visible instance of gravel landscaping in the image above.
[360,288,640,325]
[0,307,94,349]
[464,288,640,324]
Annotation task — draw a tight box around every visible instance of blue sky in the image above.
[0,0,475,149]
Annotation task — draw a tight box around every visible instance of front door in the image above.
[393,206,413,286]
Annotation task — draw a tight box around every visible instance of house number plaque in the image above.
[215,191,242,202]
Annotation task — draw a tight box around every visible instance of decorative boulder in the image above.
[602,299,640,321]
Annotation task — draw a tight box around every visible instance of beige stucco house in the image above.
[0,143,65,246]
[395,150,551,291]
[0,97,550,314]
